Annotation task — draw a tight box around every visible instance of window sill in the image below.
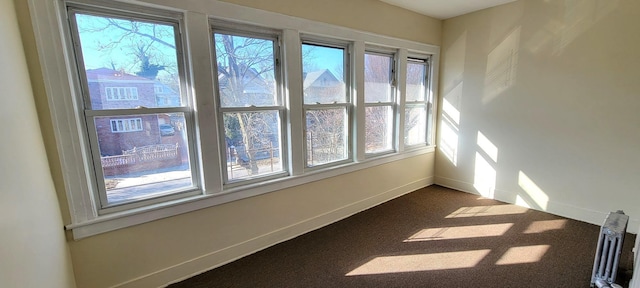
[65,146,434,239]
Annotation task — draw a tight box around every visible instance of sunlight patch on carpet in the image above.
[346,250,491,276]
[446,205,528,218]
[523,219,567,234]
[496,245,550,265]
[404,223,514,242]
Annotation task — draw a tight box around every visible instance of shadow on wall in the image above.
[434,0,636,228]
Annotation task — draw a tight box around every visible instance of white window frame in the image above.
[110,118,143,133]
[64,1,202,214]
[105,86,139,101]
[211,22,289,186]
[363,48,397,156]
[301,38,353,169]
[404,55,433,147]
[29,0,439,239]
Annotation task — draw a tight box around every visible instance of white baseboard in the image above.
[434,176,639,234]
[112,177,434,288]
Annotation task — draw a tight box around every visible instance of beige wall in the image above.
[220,0,441,45]
[16,0,439,287]
[70,153,433,287]
[0,0,76,287]
[436,0,640,231]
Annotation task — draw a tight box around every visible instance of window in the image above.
[105,87,139,101]
[301,41,351,167]
[212,26,286,183]
[404,57,432,146]
[110,118,143,133]
[32,0,438,238]
[68,5,198,210]
[364,50,396,155]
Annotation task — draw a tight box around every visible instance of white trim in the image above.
[30,0,440,239]
[69,147,434,238]
[112,177,434,288]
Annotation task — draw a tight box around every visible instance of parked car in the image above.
[159,124,175,136]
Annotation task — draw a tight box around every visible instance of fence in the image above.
[227,143,278,179]
[101,143,180,176]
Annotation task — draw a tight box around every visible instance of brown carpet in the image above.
[169,185,636,287]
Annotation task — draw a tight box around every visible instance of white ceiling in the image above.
[380,0,518,19]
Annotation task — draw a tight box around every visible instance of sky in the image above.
[76,13,344,83]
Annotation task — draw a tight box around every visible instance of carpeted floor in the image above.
[169,185,636,287]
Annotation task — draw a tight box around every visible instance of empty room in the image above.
[2,0,640,287]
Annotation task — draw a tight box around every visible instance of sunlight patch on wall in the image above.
[404,223,514,242]
[515,195,531,208]
[495,245,550,265]
[473,131,498,198]
[346,250,491,276]
[525,0,619,56]
[518,171,549,210]
[477,131,498,162]
[484,26,520,104]
[474,152,496,198]
[442,92,461,125]
[446,205,528,218]
[440,98,460,166]
[439,30,466,167]
[522,219,567,234]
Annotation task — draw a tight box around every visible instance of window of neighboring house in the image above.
[110,118,143,133]
[301,41,351,167]
[364,50,396,155]
[68,5,198,210]
[105,86,139,100]
[212,26,287,184]
[154,85,163,94]
[404,56,433,146]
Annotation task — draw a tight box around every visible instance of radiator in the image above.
[591,210,629,287]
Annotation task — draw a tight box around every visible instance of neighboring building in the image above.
[86,68,181,156]
[303,69,345,103]
[217,66,275,107]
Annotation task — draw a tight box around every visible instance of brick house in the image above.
[87,68,180,156]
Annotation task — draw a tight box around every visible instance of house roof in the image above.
[86,68,154,83]
[303,69,340,89]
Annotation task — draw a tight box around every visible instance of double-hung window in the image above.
[67,4,198,211]
[404,56,433,146]
[212,25,287,184]
[364,50,397,155]
[301,40,352,167]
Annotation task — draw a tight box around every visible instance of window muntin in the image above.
[69,8,197,209]
[213,29,286,183]
[364,52,396,154]
[301,42,351,167]
[404,57,432,146]
[109,118,143,132]
[106,87,139,101]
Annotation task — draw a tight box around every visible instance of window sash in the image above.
[67,5,200,211]
[304,106,351,167]
[212,25,287,185]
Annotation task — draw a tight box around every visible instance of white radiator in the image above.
[591,210,629,288]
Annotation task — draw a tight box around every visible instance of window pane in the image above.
[74,13,184,110]
[404,106,427,146]
[95,113,193,205]
[406,62,427,102]
[306,108,348,166]
[223,111,283,181]
[214,33,277,107]
[302,44,347,104]
[364,53,393,103]
[365,106,394,153]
